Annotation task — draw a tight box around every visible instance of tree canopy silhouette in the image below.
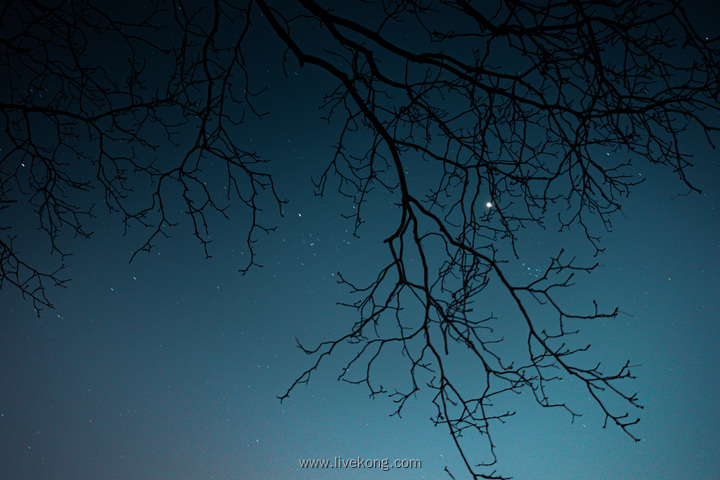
[2,0,718,478]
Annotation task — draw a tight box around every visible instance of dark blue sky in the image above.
[1,1,719,479]
[2,110,718,480]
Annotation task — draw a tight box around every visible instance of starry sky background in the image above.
[1,1,719,479]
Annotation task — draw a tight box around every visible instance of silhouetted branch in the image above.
[269,1,718,478]
[1,0,285,304]
[2,0,718,477]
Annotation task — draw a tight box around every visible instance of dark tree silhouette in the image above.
[2,0,718,478]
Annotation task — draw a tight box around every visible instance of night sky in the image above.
[2,1,719,480]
